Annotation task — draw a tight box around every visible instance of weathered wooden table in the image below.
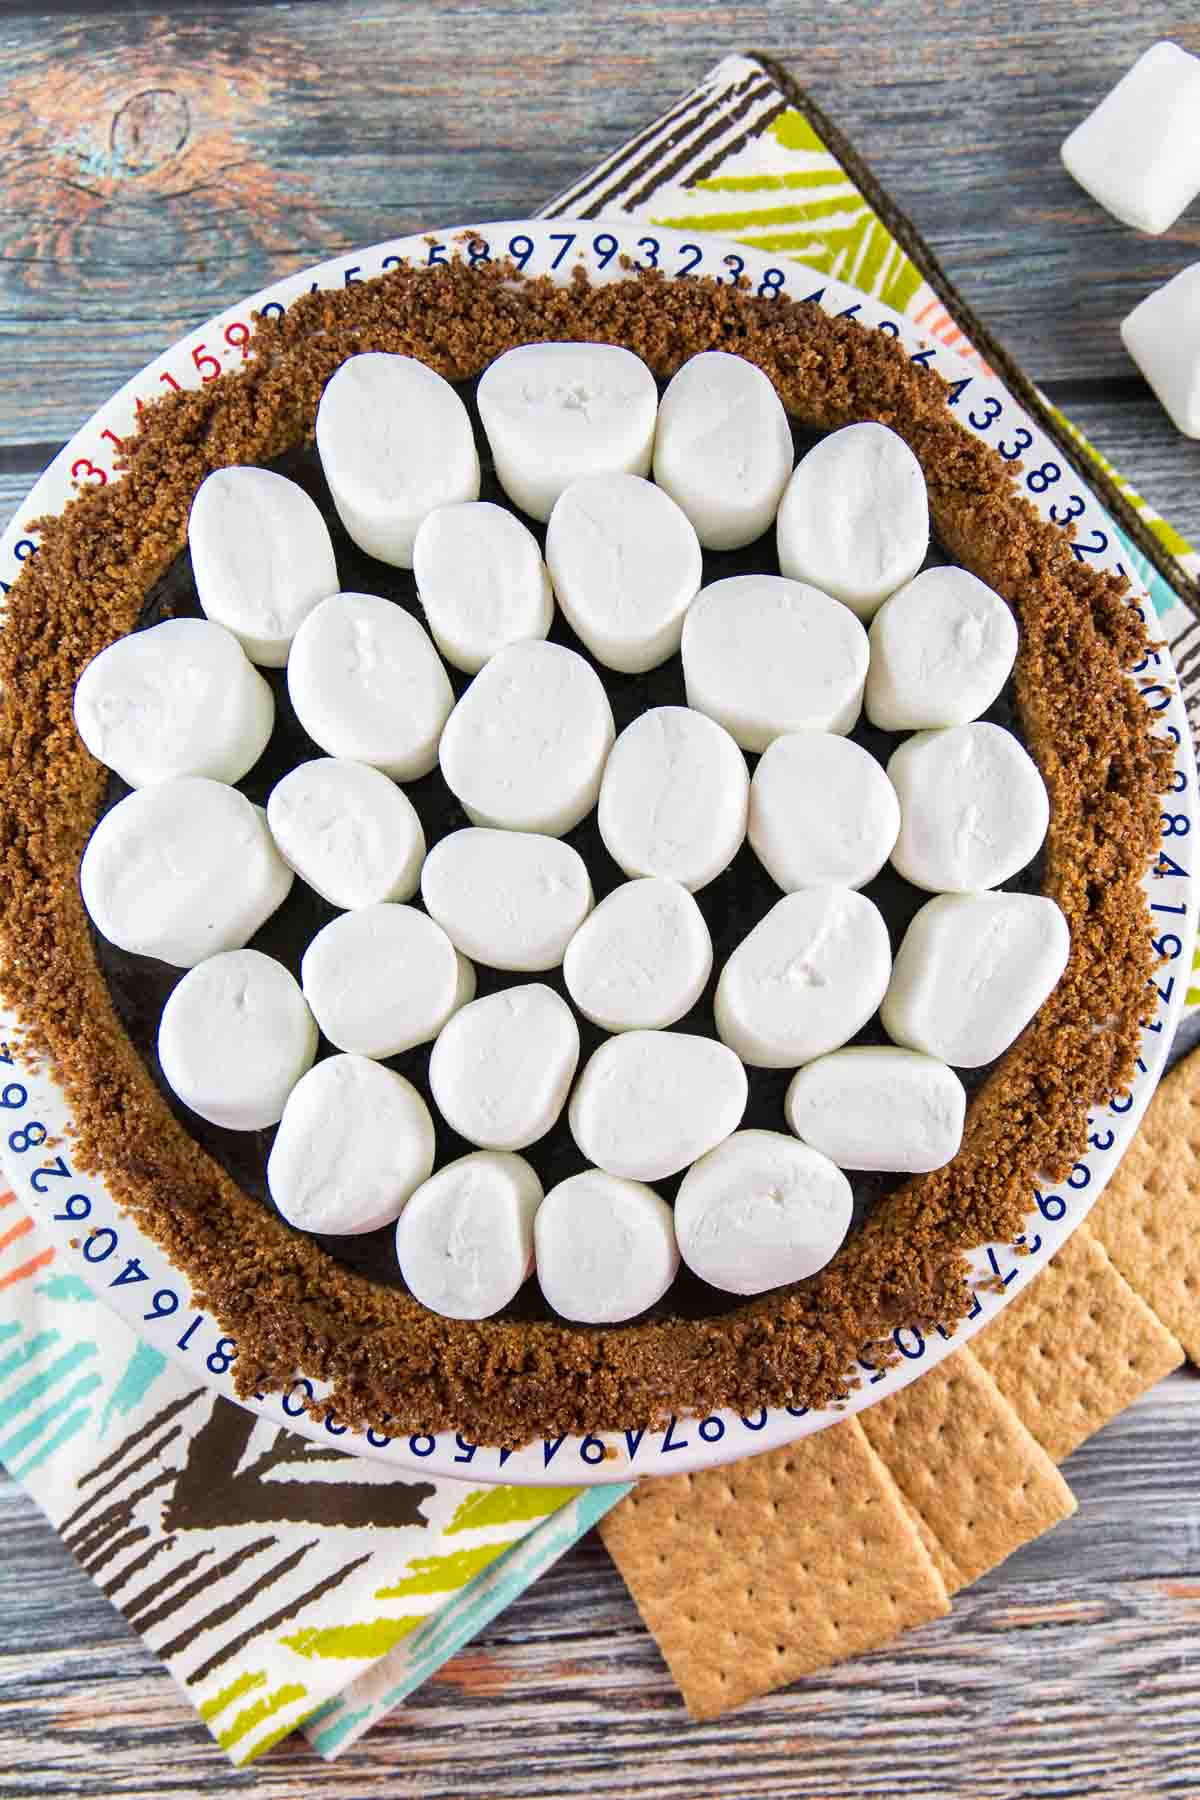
[2,4,1199,1794]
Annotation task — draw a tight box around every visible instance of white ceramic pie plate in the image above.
[0,221,1193,1485]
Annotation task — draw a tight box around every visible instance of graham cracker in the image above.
[972,1225,1185,1462]
[597,1418,950,1720]
[857,1350,1076,1594]
[1087,1051,1200,1363]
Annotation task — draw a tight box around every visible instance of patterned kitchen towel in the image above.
[0,1190,627,1764]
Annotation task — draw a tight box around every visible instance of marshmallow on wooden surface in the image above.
[681,575,869,751]
[598,706,748,892]
[80,777,293,968]
[715,888,891,1069]
[1060,42,1200,236]
[268,1054,435,1236]
[438,639,615,836]
[563,878,712,1033]
[395,1151,542,1320]
[535,1171,679,1324]
[674,1130,852,1296]
[749,732,899,893]
[73,618,274,790]
[315,352,480,566]
[287,592,454,781]
[301,903,466,1059]
[865,566,1019,731]
[775,423,929,620]
[568,1031,747,1183]
[881,891,1070,1068]
[1121,263,1200,439]
[188,466,339,666]
[429,983,580,1151]
[887,722,1049,893]
[412,501,553,673]
[267,758,425,909]
[652,349,794,550]
[421,828,592,972]
[475,341,658,522]
[785,1047,966,1174]
[157,949,317,1131]
[545,473,702,673]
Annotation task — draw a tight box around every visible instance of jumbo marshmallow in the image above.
[395,1151,543,1320]
[534,1171,679,1324]
[784,1046,966,1173]
[865,566,1019,731]
[674,1130,852,1296]
[653,349,794,550]
[429,984,580,1151]
[1122,263,1200,439]
[749,732,900,892]
[412,500,554,673]
[267,1053,435,1236]
[887,722,1049,893]
[562,877,712,1033]
[775,422,929,620]
[475,341,658,522]
[287,592,454,781]
[80,777,293,968]
[315,352,480,566]
[421,828,592,972]
[597,705,749,892]
[157,949,317,1131]
[568,1031,747,1183]
[73,617,274,789]
[881,891,1070,1067]
[715,888,891,1068]
[266,758,425,909]
[300,903,468,1059]
[1061,42,1200,236]
[681,574,869,751]
[188,466,339,666]
[438,640,615,836]
[545,473,702,673]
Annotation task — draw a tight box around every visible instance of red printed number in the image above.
[71,458,107,486]
[192,344,221,381]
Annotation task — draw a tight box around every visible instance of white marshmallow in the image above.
[681,575,869,751]
[395,1151,542,1320]
[267,1053,435,1236]
[438,640,614,836]
[188,467,339,666]
[421,828,592,973]
[475,341,658,523]
[1121,263,1200,439]
[1061,42,1200,236]
[881,892,1070,1068]
[715,888,891,1069]
[267,758,424,909]
[652,350,794,550]
[429,984,580,1151]
[865,566,1019,731]
[568,1031,747,1183]
[563,878,712,1033]
[534,1171,679,1324]
[776,423,928,620]
[887,723,1049,893]
[301,903,466,1059]
[749,733,899,892]
[545,473,702,673]
[80,777,293,968]
[288,592,454,781]
[73,618,274,789]
[412,501,553,674]
[598,706,748,893]
[157,950,317,1131]
[315,352,480,566]
[674,1130,852,1296]
[785,1047,966,1174]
